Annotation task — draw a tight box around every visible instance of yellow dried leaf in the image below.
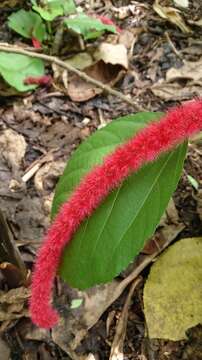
[144,237,202,340]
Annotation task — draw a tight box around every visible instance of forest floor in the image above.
[0,0,202,359]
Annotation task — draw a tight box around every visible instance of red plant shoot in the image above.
[32,37,42,49]
[30,99,202,328]
[96,15,122,32]
[24,75,52,86]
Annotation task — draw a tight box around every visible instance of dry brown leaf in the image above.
[0,129,27,169]
[153,1,191,33]
[52,233,175,358]
[67,43,128,102]
[152,82,202,101]
[0,337,10,360]
[52,280,122,358]
[0,287,30,321]
[67,75,102,102]
[94,43,128,69]
[188,18,202,27]
[34,160,65,194]
[166,59,202,82]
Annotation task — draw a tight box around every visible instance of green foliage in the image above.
[52,112,187,289]
[8,10,46,41]
[144,237,202,340]
[32,0,76,21]
[70,298,83,309]
[64,13,116,40]
[0,53,44,91]
[187,174,199,190]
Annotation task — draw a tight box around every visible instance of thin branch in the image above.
[0,43,145,111]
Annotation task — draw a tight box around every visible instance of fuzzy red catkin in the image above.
[30,99,202,328]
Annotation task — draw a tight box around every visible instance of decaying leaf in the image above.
[152,58,202,101]
[94,43,128,69]
[152,82,202,101]
[0,287,30,321]
[144,237,202,340]
[0,337,10,360]
[0,129,27,169]
[153,1,191,33]
[67,43,128,102]
[166,59,202,82]
[65,52,93,70]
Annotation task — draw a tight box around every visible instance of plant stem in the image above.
[0,43,145,111]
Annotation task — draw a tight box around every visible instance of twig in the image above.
[165,32,183,60]
[0,43,145,111]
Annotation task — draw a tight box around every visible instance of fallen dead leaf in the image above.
[152,82,202,101]
[0,129,27,170]
[34,160,65,194]
[153,1,191,33]
[0,287,30,322]
[0,337,10,360]
[94,43,128,69]
[166,59,202,82]
[144,237,202,340]
[143,198,184,255]
[52,236,177,358]
[67,43,128,102]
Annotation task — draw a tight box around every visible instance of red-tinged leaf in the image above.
[96,15,121,32]
[24,75,52,86]
[32,37,41,49]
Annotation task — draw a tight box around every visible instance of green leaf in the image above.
[187,174,199,190]
[52,112,187,290]
[64,13,116,40]
[32,0,76,21]
[0,52,44,91]
[8,10,46,41]
[70,298,83,309]
[144,237,202,340]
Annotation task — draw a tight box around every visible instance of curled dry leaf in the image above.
[67,43,128,102]
[153,0,191,33]
[94,43,128,69]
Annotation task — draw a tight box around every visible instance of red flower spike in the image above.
[30,99,202,328]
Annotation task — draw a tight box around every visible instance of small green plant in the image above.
[0,0,117,91]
